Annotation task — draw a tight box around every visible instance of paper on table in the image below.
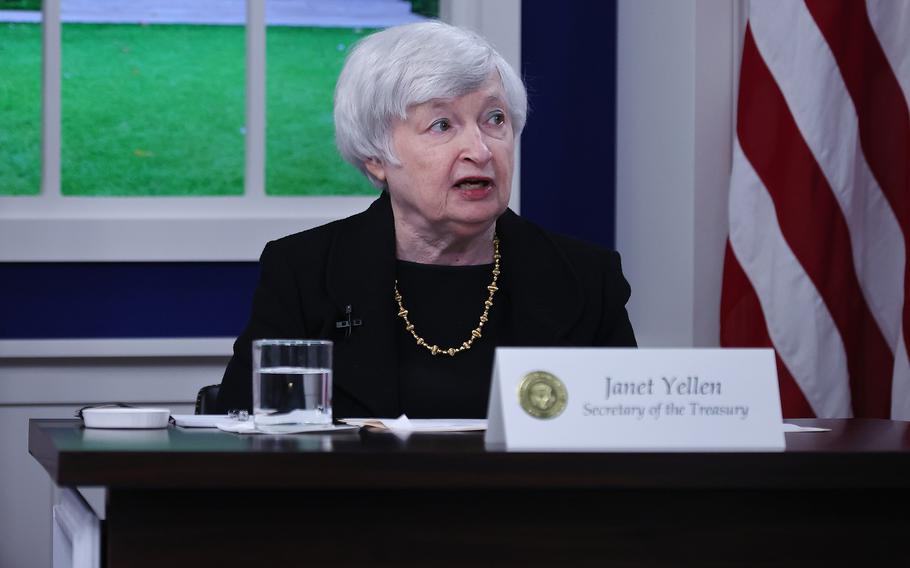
[216,421,358,435]
[782,423,831,433]
[173,414,358,434]
[172,414,231,428]
[340,414,487,432]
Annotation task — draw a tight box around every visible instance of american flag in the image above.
[721,0,910,419]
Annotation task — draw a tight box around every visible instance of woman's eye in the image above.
[430,119,451,132]
[489,111,506,126]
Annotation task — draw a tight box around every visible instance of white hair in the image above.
[334,21,528,188]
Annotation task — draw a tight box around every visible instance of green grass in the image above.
[0,23,42,195]
[409,0,439,19]
[0,0,41,10]
[266,26,376,196]
[0,22,377,196]
[60,24,246,195]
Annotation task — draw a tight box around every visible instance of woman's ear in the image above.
[364,158,387,182]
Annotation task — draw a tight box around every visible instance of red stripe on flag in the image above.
[720,243,815,418]
[738,27,893,417]
[805,0,910,385]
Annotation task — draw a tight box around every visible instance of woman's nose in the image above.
[460,125,493,164]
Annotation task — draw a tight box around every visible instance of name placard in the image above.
[485,348,784,451]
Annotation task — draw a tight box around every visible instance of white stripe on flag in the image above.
[750,0,905,352]
[729,139,853,418]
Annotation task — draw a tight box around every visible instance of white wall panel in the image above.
[616,0,738,347]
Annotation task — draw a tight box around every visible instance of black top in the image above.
[216,192,636,419]
[394,260,503,418]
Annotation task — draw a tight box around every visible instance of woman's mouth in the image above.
[453,177,494,199]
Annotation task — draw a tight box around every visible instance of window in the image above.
[0,0,518,262]
[266,25,375,196]
[61,18,246,196]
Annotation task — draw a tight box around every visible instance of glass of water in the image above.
[252,339,333,429]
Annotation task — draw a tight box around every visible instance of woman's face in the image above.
[366,74,515,239]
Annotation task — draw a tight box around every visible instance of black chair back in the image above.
[195,384,221,415]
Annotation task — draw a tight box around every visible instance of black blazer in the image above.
[217,192,636,417]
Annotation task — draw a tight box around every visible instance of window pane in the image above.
[265,2,439,196]
[61,20,244,196]
[266,26,376,196]
[0,2,42,196]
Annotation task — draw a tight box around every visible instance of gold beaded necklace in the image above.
[393,236,501,357]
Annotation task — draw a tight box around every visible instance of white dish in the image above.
[82,407,171,429]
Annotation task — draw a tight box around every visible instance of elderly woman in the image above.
[217,21,636,418]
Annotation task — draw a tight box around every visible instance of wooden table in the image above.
[30,419,910,566]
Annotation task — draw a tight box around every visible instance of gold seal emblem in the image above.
[518,371,568,419]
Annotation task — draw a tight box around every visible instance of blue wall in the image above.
[520,1,617,250]
[0,263,259,339]
[1,3,617,339]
